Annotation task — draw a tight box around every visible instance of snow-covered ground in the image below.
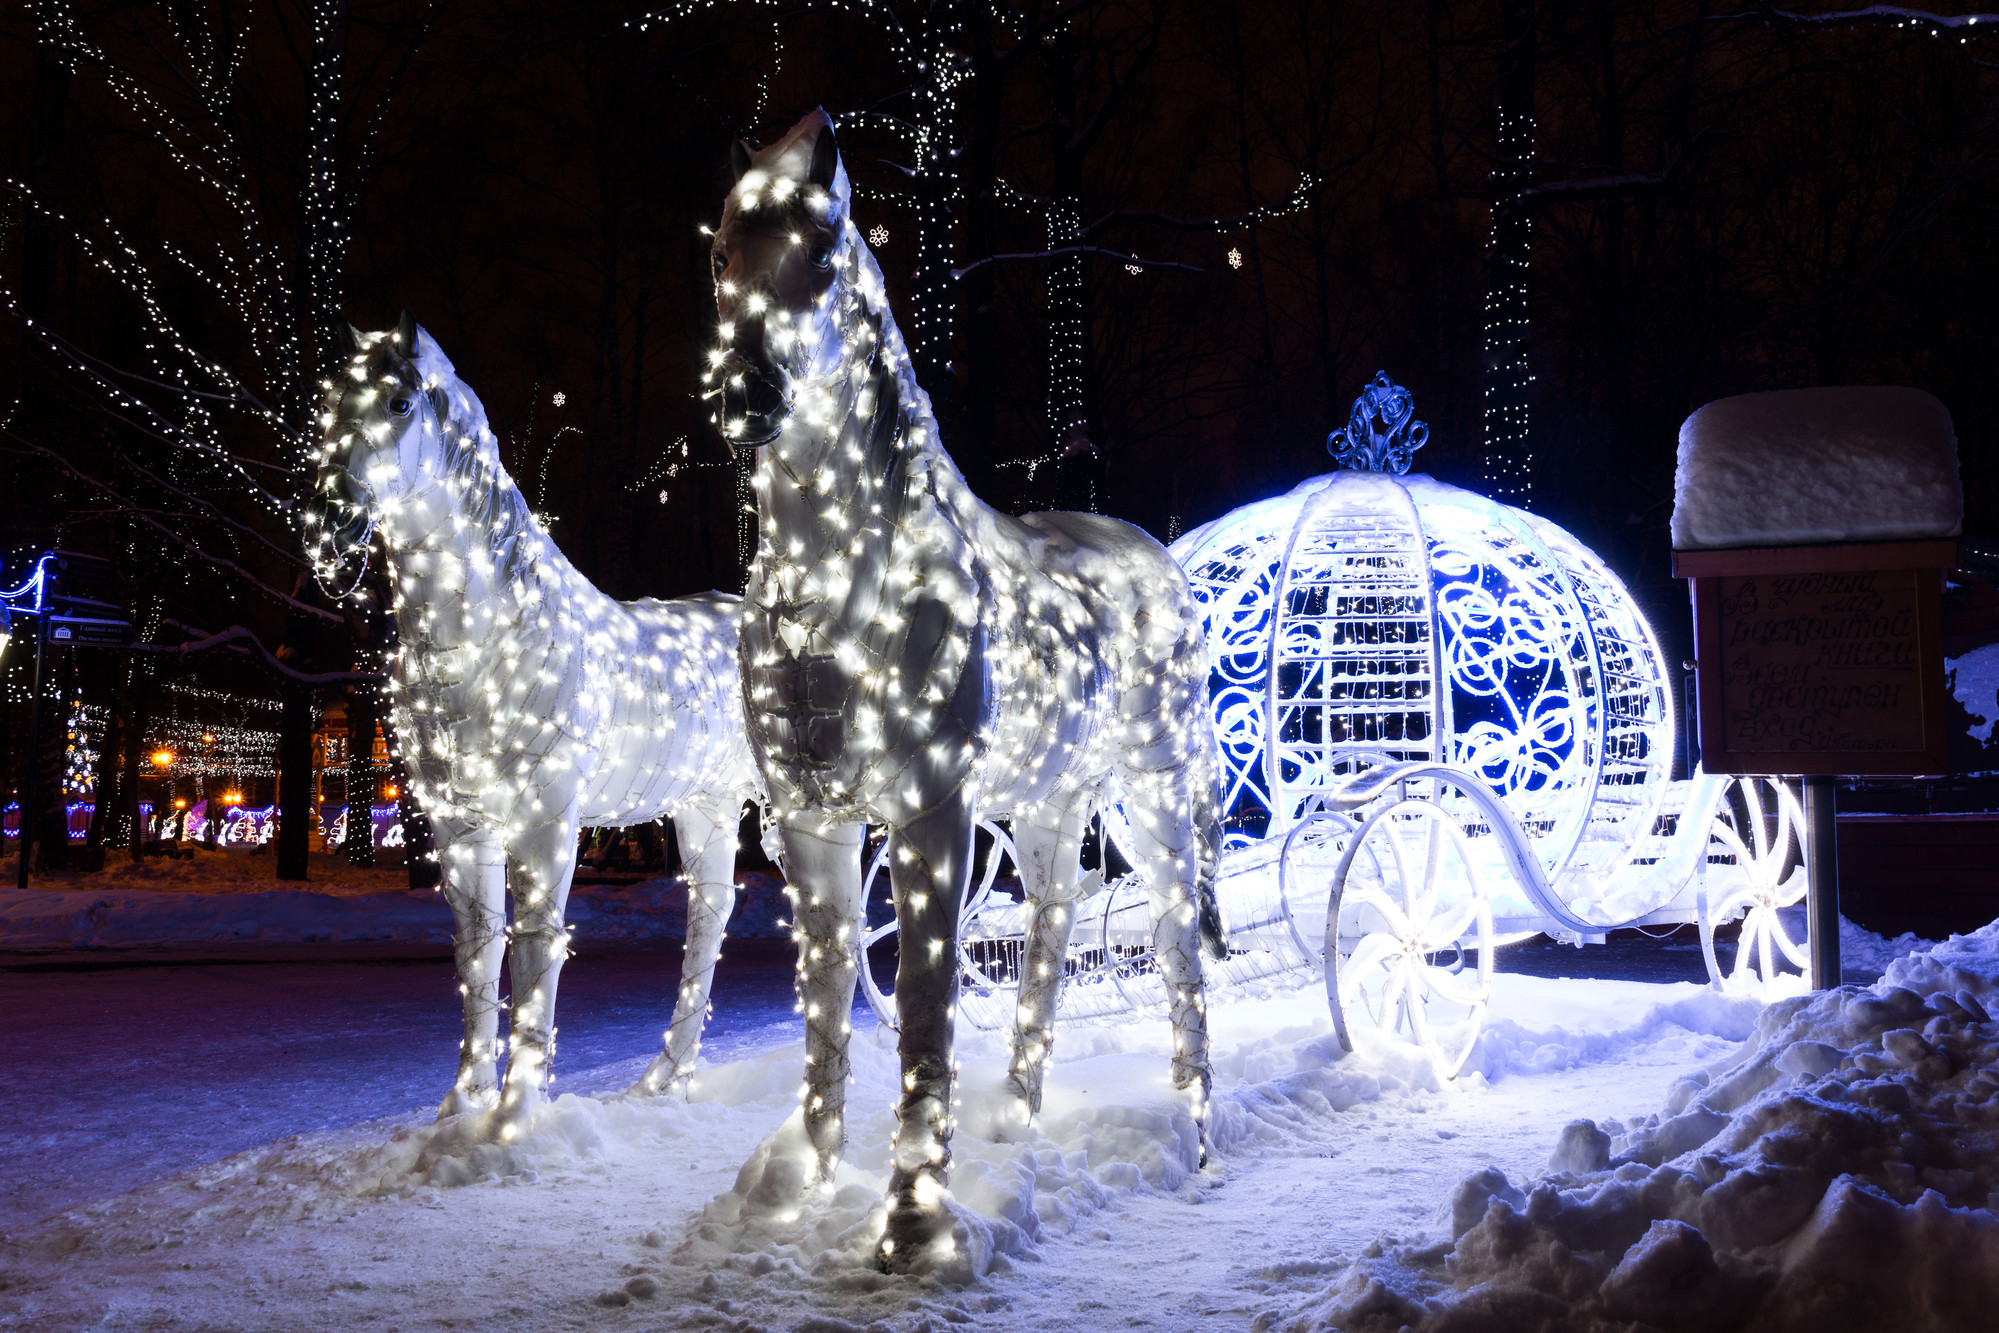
[1,919,1989,1332]
[0,850,792,955]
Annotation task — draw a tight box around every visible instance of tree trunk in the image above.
[125,660,150,862]
[276,680,314,880]
[958,14,1004,487]
[1481,0,1536,501]
[344,678,377,866]
[34,650,74,873]
[82,653,122,867]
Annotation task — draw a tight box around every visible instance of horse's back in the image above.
[588,590,758,811]
[1003,508,1199,637]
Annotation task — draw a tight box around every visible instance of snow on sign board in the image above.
[1671,386,1961,551]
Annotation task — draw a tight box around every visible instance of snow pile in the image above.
[0,869,789,953]
[1266,922,1999,1333]
[1842,913,1936,982]
[20,846,411,896]
[1672,387,1961,550]
[1950,643,1999,744]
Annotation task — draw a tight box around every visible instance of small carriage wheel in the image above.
[856,820,1021,1030]
[1696,776,1808,994]
[1324,796,1494,1082]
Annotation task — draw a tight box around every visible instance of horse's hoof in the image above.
[874,1212,948,1274]
[628,1058,692,1100]
[874,1176,957,1273]
[436,1085,498,1120]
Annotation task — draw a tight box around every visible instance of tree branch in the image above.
[950,246,1204,280]
[140,622,379,686]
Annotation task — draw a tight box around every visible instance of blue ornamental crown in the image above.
[1327,372,1428,474]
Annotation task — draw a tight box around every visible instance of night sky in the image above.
[5,0,1998,744]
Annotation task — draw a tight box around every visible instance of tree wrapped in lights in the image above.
[309,314,762,1126]
[707,110,1225,1273]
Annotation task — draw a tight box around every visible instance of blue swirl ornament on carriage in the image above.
[856,373,1811,1081]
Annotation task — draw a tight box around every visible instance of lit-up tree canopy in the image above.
[306,316,761,1133]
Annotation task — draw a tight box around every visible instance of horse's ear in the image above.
[730,139,754,180]
[397,308,418,354]
[336,322,361,360]
[808,122,839,189]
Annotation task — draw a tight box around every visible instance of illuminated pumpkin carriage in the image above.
[859,377,1812,1078]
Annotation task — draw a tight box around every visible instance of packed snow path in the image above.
[0,941,822,1232]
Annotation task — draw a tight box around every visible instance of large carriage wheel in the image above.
[1697,776,1809,994]
[1324,797,1494,1081]
[857,821,1021,1029]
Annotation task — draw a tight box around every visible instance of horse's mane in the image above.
[349,331,555,600]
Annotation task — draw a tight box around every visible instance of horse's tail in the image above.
[1191,709,1229,963]
[1163,602,1227,963]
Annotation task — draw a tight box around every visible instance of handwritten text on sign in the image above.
[1717,571,1924,754]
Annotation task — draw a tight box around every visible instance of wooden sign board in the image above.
[1674,540,1954,776]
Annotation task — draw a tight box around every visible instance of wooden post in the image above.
[15,594,48,888]
[1805,775,1841,990]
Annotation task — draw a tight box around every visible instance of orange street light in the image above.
[152,749,175,768]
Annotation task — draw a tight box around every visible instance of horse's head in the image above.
[305,309,446,597]
[707,108,854,447]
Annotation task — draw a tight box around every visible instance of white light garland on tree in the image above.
[306,316,762,1129]
[706,110,1226,1274]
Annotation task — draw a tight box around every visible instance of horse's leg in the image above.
[436,825,507,1119]
[778,816,865,1178]
[492,801,581,1139]
[631,799,741,1096]
[878,785,976,1273]
[1114,665,1217,1130]
[1006,796,1093,1118]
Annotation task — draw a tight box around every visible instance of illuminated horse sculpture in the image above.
[306,314,761,1136]
[710,111,1226,1270]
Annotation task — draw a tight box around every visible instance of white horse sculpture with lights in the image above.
[307,314,761,1135]
[708,111,1226,1271]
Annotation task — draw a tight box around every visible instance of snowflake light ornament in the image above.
[306,314,762,1129]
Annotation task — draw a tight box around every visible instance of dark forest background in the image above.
[4,1,1998,853]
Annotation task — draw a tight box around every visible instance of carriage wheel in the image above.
[1697,776,1809,995]
[1325,798,1494,1081]
[856,821,1021,1029]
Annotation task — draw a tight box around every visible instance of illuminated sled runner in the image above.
[859,377,1811,1081]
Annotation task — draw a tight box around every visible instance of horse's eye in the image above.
[389,396,413,417]
[808,241,832,270]
[712,251,728,279]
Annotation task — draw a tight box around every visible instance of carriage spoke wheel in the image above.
[1325,797,1493,1081]
[1698,776,1809,996]
[857,821,1020,1029]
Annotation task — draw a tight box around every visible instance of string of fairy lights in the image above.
[1481,102,1535,503]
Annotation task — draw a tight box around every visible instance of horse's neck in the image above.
[754,300,950,615]
[386,399,570,662]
